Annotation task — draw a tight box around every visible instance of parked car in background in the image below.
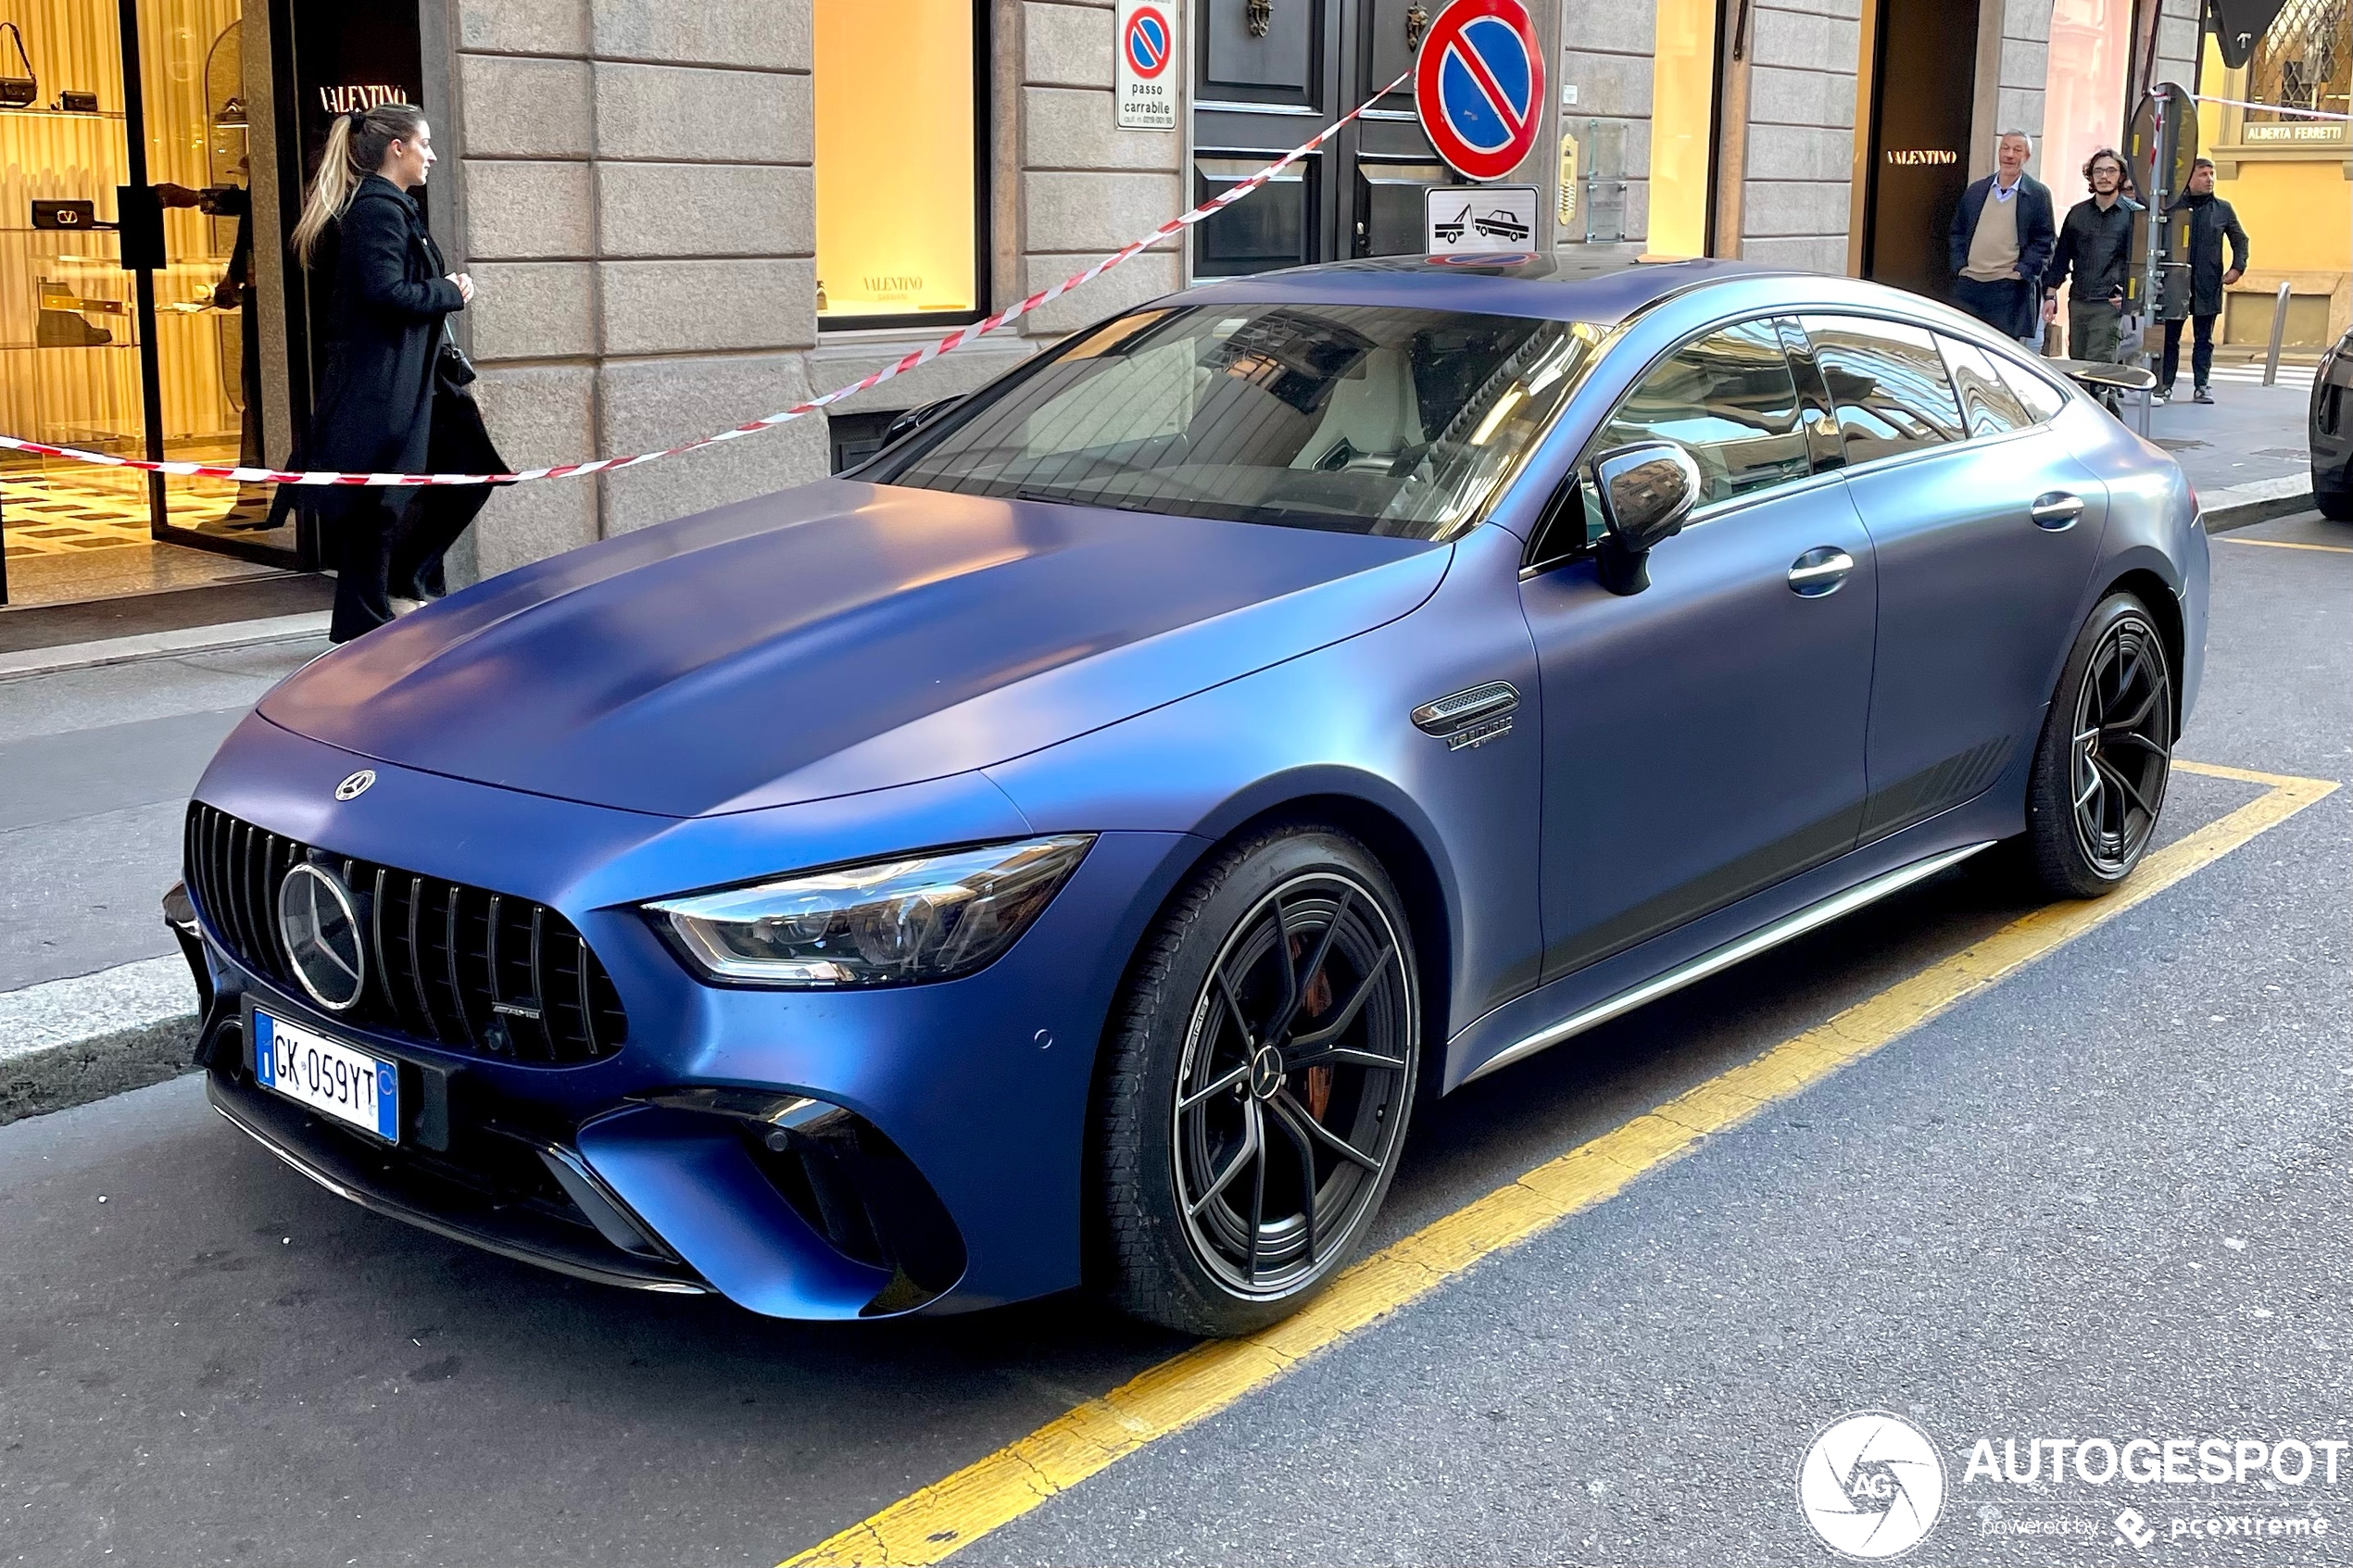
[169,255,2207,1336]
[2312,322,2353,521]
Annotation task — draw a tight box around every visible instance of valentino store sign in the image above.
[1885,148,1960,166]
[318,83,409,114]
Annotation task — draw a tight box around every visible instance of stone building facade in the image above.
[404,0,2223,583]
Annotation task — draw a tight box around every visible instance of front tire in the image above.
[2315,482,2352,521]
[2021,592,2175,897]
[1094,827,1419,1336]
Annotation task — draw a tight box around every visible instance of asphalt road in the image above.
[0,512,2344,1567]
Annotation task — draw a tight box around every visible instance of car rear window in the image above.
[1936,334,2033,436]
[873,303,1600,539]
[1991,352,2070,422]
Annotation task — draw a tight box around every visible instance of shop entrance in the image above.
[1858,0,1983,302]
[0,0,293,610]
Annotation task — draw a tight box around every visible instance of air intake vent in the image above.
[184,802,626,1064]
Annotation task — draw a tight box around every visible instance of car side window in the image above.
[1990,353,2070,423]
[1591,318,1812,511]
[1937,335,2032,437]
[1799,315,1966,464]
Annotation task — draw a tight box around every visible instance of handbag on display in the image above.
[0,24,36,108]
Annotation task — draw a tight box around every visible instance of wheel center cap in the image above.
[1248,1046,1285,1101]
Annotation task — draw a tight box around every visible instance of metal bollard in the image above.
[2261,282,2293,386]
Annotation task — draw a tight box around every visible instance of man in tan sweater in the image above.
[1946,132,2057,345]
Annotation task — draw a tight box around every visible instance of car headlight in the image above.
[645,835,1095,986]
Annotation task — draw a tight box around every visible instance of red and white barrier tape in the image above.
[0,68,1414,490]
[2190,94,2352,122]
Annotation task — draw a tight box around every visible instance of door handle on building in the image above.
[2030,492,2085,530]
[1787,547,1854,596]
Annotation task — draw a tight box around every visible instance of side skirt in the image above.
[1460,840,1995,1085]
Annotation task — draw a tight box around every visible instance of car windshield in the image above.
[875,302,1601,539]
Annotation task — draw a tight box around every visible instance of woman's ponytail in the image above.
[290,102,427,268]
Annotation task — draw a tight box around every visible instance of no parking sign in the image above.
[1116,1,1176,130]
[1415,0,1545,182]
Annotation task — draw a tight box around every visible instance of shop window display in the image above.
[814,0,985,327]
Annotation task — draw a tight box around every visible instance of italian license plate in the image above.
[252,1008,400,1143]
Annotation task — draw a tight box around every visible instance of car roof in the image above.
[1172,253,1792,327]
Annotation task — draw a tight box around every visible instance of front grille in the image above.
[185,801,627,1064]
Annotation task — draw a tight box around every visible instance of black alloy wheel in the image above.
[2023,593,2174,897]
[1095,828,1419,1336]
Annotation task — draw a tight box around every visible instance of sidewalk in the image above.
[2136,363,2317,528]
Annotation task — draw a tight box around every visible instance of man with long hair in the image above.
[2043,147,2139,363]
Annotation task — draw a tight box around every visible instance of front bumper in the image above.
[184,713,1198,1317]
[208,1062,708,1297]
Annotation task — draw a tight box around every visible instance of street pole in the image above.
[2137,88,2167,438]
[2260,282,2292,385]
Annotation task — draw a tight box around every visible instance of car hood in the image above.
[261,480,1448,817]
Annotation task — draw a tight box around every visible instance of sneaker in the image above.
[2153,385,2172,403]
[2192,384,2214,405]
[388,596,424,617]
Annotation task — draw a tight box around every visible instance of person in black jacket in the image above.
[2158,158,2251,405]
[288,103,482,641]
[1947,131,2057,345]
[2042,147,2139,363]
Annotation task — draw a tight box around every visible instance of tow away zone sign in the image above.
[1427,185,1539,254]
[1116,1,1176,130]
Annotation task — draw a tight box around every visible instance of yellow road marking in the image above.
[2216,536,2353,554]
[784,761,2341,1568]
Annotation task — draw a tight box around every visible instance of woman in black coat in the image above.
[290,104,490,641]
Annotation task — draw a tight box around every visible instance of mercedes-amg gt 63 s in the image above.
[168,255,2206,1334]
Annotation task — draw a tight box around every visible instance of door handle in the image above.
[1787,546,1855,596]
[2031,491,2085,530]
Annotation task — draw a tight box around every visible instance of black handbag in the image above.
[435,318,478,390]
[0,24,36,108]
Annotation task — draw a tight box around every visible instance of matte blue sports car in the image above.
[168,255,2206,1333]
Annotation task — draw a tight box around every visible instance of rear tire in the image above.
[1093,826,1419,1336]
[2020,593,2175,898]
[2315,483,2352,521]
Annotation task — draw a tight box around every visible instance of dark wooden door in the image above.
[1190,0,1454,276]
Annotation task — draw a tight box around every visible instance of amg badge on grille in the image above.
[334,770,376,801]
[1410,682,1519,751]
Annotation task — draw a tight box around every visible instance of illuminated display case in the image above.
[813,0,988,329]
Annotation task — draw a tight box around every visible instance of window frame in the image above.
[814,0,994,333]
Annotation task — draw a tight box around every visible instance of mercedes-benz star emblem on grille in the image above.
[334,770,376,801]
[277,862,366,1012]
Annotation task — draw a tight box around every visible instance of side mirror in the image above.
[1590,441,1701,595]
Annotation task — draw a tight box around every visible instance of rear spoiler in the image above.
[2048,358,2157,395]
